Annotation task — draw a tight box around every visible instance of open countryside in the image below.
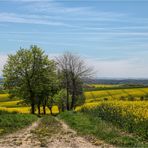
[0,0,148,148]
[1,86,148,113]
[0,81,148,147]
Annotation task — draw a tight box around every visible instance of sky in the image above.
[0,0,148,78]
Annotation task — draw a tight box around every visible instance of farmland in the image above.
[81,101,148,138]
[0,84,148,147]
[85,87,148,102]
[1,85,148,113]
[59,85,148,146]
[0,94,59,114]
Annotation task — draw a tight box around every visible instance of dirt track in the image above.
[0,118,111,148]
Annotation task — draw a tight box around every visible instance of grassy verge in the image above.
[0,110,38,136]
[59,111,148,147]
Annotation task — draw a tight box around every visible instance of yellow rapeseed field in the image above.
[0,94,59,114]
[101,101,148,119]
[0,94,10,102]
[84,87,148,102]
[0,100,21,107]
[90,84,119,88]
[1,87,148,116]
[0,107,30,113]
[81,100,148,138]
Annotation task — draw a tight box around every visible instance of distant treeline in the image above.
[84,78,148,85]
[84,84,148,92]
[2,77,148,85]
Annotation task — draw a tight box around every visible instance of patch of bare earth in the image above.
[0,119,41,148]
[48,119,112,148]
[0,117,112,148]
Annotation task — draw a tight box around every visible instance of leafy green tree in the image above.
[53,89,68,112]
[3,45,56,114]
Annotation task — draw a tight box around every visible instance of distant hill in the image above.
[84,78,148,86]
[1,77,148,86]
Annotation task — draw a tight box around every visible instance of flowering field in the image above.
[0,94,59,114]
[1,86,148,117]
[81,87,148,139]
[81,101,148,139]
[84,87,148,102]
[0,94,10,102]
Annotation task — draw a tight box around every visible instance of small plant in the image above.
[128,96,135,101]
[120,96,126,101]
[140,96,144,101]
[103,98,108,101]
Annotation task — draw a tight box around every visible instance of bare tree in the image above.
[56,53,71,110]
[56,52,92,110]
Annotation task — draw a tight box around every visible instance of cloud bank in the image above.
[0,55,8,76]
[0,53,148,78]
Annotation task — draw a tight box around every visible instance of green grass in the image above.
[0,110,38,136]
[59,111,148,147]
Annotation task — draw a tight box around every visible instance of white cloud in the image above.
[0,13,70,27]
[14,0,127,23]
[0,53,148,78]
[48,53,148,78]
[85,57,148,78]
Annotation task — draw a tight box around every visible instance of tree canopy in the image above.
[3,45,57,114]
[3,46,92,114]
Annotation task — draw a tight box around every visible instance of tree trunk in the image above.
[37,104,40,115]
[62,103,65,112]
[47,106,53,115]
[43,105,46,115]
[71,93,75,110]
[71,79,76,110]
[28,79,35,114]
[50,107,53,115]
[66,87,70,110]
[58,107,61,113]
[31,102,35,114]
[66,75,70,110]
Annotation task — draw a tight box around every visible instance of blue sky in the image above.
[0,0,148,78]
